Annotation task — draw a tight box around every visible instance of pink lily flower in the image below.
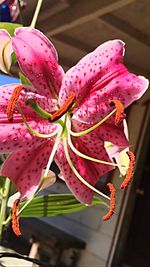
[0,27,149,207]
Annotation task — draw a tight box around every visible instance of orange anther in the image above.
[110,99,125,125]
[103,183,116,221]
[50,92,76,122]
[6,85,24,122]
[120,151,135,189]
[12,198,22,237]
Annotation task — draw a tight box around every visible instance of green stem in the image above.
[0,178,10,239]
[17,0,24,25]
[30,0,43,28]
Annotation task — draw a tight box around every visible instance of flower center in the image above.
[13,88,131,223]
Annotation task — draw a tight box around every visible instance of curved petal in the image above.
[0,120,57,154]
[55,138,112,204]
[55,144,94,204]
[72,119,129,149]
[73,136,113,176]
[58,39,148,123]
[73,72,149,123]
[59,39,125,105]
[0,30,13,73]
[1,141,54,199]
[12,27,64,98]
[0,85,58,153]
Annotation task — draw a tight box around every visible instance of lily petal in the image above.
[1,141,54,199]
[55,139,112,204]
[96,122,129,149]
[0,30,13,73]
[58,39,148,123]
[12,27,64,98]
[55,144,94,204]
[0,84,58,153]
[72,119,129,149]
[59,40,125,105]
[0,119,57,154]
[74,72,149,123]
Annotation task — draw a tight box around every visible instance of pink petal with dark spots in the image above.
[55,141,111,204]
[58,40,125,105]
[12,27,64,98]
[1,141,54,199]
[75,137,113,177]
[96,122,129,148]
[72,119,129,167]
[55,144,94,204]
[72,119,128,148]
[73,69,149,123]
[72,119,114,169]
[0,120,57,154]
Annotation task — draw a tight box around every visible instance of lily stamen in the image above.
[17,104,58,139]
[63,137,110,201]
[110,99,125,126]
[120,151,135,189]
[102,183,116,221]
[50,92,76,122]
[70,109,116,137]
[12,199,21,236]
[6,84,24,122]
[68,133,122,168]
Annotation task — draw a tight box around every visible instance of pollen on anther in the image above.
[120,151,135,189]
[50,92,76,122]
[6,85,24,122]
[110,99,125,125]
[12,198,22,237]
[102,183,116,221]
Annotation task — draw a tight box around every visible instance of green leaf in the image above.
[20,194,108,218]
[19,72,32,86]
[0,23,22,36]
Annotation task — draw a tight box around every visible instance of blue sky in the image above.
[0,74,19,85]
